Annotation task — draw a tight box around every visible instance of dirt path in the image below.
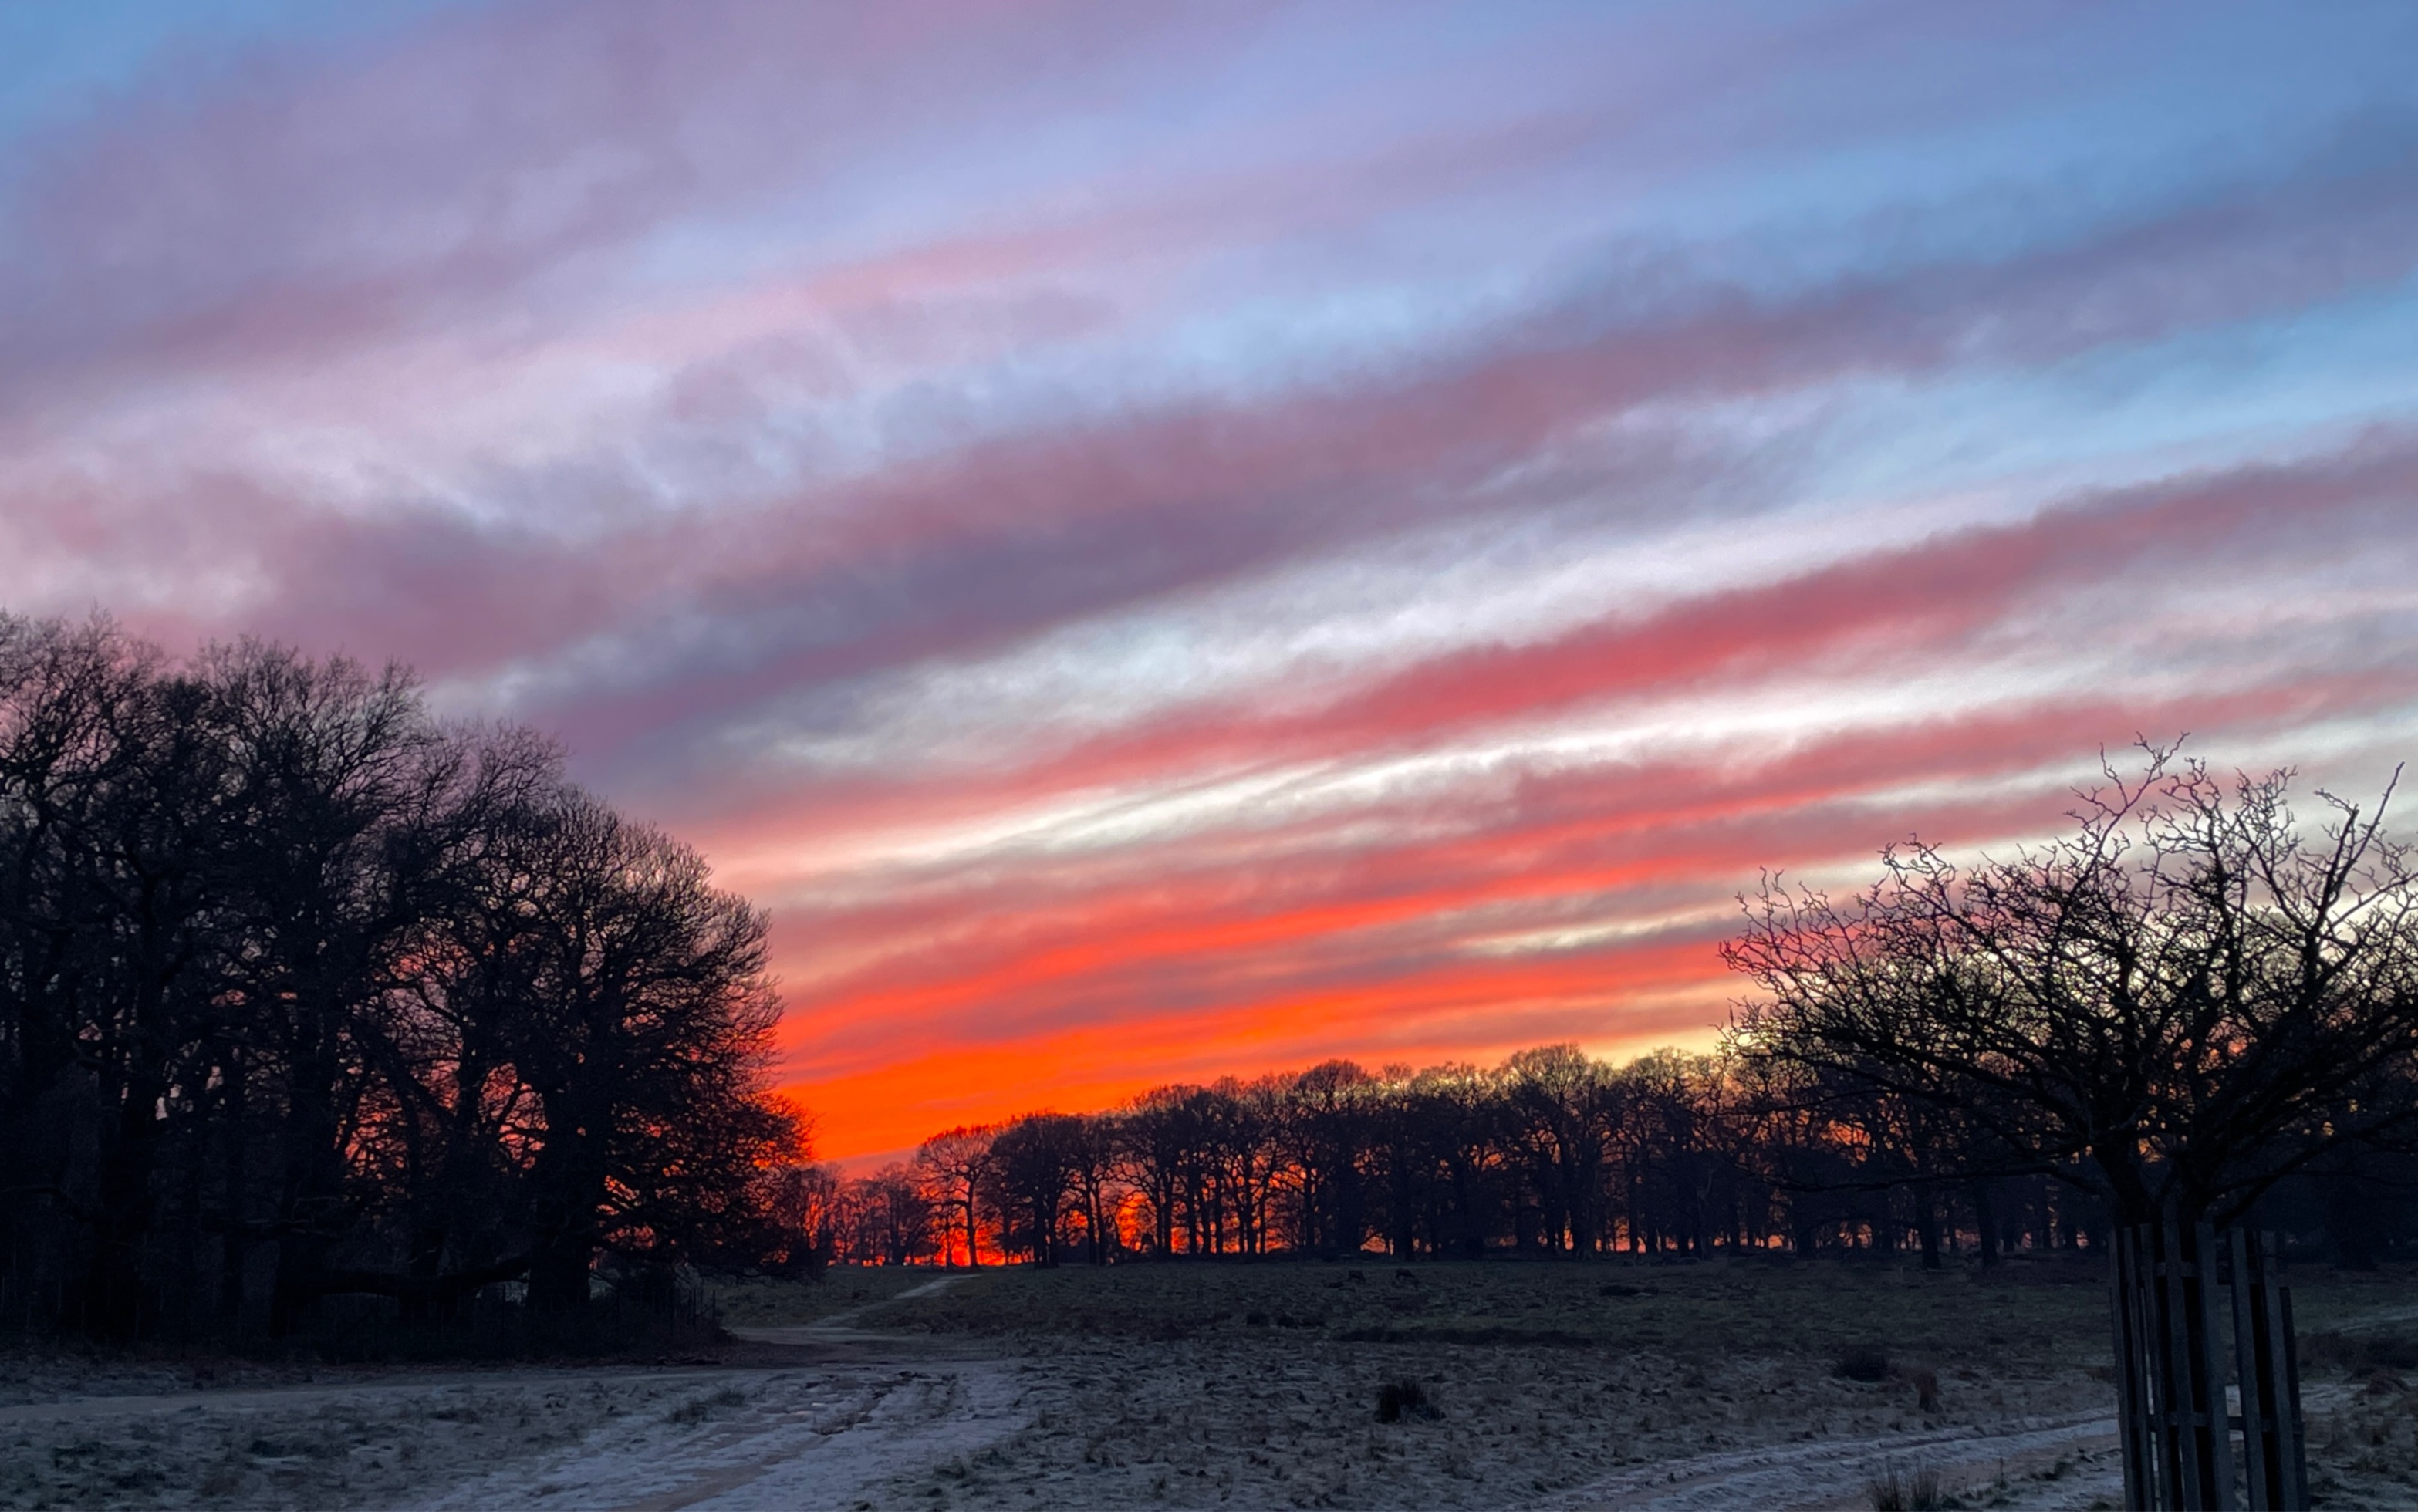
[722,1271,972,1352]
[0,1282,1026,1511]
[405,1358,1030,1512]
[0,1357,1035,1510]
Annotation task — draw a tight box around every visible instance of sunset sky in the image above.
[5,2,2417,1163]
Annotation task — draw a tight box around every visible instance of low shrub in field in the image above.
[2303,1330,2418,1374]
[1834,1345,1889,1382]
[1866,1463,1950,1510]
[665,1386,746,1425]
[1374,1379,1438,1423]
[1908,1366,1940,1412]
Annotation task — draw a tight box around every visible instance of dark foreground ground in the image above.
[4,1256,2414,1510]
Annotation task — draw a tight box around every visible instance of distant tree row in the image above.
[0,615,805,1340]
[765,1045,2001,1267]
[779,1043,2416,1271]
[782,759,2418,1271]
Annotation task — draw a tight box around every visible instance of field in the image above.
[2,1257,2413,1510]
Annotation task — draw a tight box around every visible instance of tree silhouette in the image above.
[0,614,804,1342]
[915,1126,993,1267]
[1724,753,2418,1230]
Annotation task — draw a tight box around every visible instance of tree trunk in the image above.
[217,1058,251,1328]
[527,1116,606,1315]
[1970,1180,2001,1268]
[88,1069,167,1339]
[526,1234,594,1314]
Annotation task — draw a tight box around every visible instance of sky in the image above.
[5,1,2418,1165]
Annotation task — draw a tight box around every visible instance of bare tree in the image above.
[0,615,808,1342]
[477,791,795,1313]
[1501,1045,1617,1256]
[984,1113,1082,1266]
[848,1166,935,1266]
[1064,1115,1121,1264]
[1114,1089,1190,1257]
[1724,754,2418,1230]
[761,1163,841,1273]
[915,1126,993,1267]
[1278,1060,1374,1258]
[1724,753,2418,1510]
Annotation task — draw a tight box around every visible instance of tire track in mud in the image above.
[398,1362,1028,1512]
[617,1368,1021,1512]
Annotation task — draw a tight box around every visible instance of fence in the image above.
[2109,1211,2306,1510]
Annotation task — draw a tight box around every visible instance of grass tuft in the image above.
[665,1385,747,1425]
[1374,1378,1438,1423]
[1867,1462,1951,1510]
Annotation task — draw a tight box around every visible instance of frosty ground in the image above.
[5,1259,2415,1510]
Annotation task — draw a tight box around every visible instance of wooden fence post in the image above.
[2228,1228,2271,1512]
[2190,1219,2240,1507]
[2113,1223,2158,1509]
[2112,1217,2308,1510]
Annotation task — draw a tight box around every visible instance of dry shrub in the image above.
[1909,1366,1940,1413]
[665,1385,747,1425]
[1375,1379,1438,1423]
[1834,1345,1890,1382]
[2301,1331,2418,1375]
[1866,1463,1949,1510]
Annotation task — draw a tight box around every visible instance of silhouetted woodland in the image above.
[792,759,2418,1273]
[0,615,804,1342]
[781,1045,2412,1271]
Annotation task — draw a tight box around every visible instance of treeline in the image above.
[0,616,804,1341]
[779,1038,2418,1271]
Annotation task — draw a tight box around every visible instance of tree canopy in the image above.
[0,614,803,1340]
[1724,752,2418,1227]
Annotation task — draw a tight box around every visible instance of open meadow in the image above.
[5,1256,2414,1510]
